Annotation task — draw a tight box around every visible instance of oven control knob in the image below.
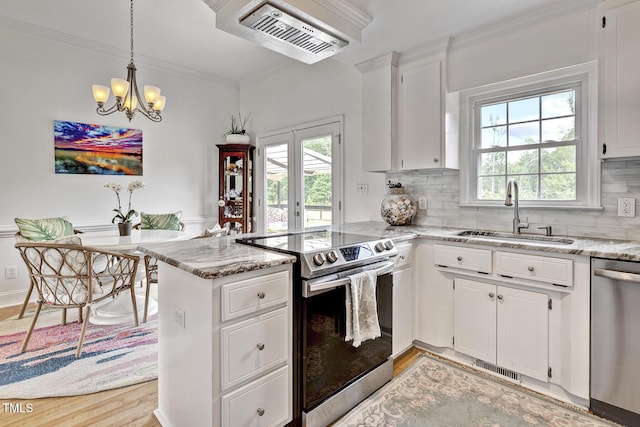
[312,253,326,266]
[374,242,385,252]
[384,240,394,250]
[326,250,338,263]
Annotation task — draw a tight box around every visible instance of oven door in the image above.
[301,261,394,412]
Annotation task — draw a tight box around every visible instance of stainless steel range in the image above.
[238,229,397,427]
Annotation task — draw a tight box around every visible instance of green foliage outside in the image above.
[266,136,333,208]
[479,91,577,201]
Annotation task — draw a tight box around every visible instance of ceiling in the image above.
[0,0,565,84]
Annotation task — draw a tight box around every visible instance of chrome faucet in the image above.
[504,179,529,234]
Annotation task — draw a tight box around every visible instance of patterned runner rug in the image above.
[0,308,157,399]
[335,353,619,427]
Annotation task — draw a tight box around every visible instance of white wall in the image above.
[239,59,386,226]
[447,3,597,92]
[0,23,238,306]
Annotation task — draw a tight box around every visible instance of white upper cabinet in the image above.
[358,52,398,172]
[358,42,458,172]
[599,0,640,158]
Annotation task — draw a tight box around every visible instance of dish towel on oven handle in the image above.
[345,270,381,348]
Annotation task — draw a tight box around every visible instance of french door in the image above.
[256,117,343,233]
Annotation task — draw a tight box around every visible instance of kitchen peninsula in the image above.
[138,223,640,427]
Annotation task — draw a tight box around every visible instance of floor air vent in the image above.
[474,360,520,382]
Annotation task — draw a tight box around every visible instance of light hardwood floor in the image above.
[0,303,423,426]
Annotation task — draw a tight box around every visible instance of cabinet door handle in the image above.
[257,291,265,299]
[257,408,265,416]
[528,266,535,272]
[489,292,495,298]
[457,256,463,261]
[497,294,504,300]
[257,343,265,351]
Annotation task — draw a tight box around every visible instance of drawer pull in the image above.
[497,294,504,300]
[257,408,265,416]
[489,292,494,298]
[528,266,535,272]
[457,256,463,261]
[257,291,266,299]
[257,343,265,351]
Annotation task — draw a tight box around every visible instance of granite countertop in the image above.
[336,221,640,261]
[137,222,640,280]
[137,235,296,279]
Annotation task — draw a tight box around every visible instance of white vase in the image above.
[225,134,250,144]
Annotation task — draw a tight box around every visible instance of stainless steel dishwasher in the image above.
[591,258,640,426]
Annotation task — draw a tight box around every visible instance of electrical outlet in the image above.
[173,305,186,328]
[418,197,427,210]
[5,266,17,279]
[356,183,368,193]
[618,198,636,217]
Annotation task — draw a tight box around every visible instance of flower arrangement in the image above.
[105,180,145,224]
[223,112,250,137]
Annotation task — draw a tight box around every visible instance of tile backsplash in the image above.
[386,159,640,241]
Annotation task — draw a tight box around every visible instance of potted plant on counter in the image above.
[223,113,250,144]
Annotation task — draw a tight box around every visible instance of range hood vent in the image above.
[240,3,348,59]
[207,0,371,65]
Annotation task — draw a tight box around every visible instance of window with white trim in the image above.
[460,66,599,209]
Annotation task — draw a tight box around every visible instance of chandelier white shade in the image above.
[92,0,166,122]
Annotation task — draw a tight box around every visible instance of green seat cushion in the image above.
[139,212,182,231]
[15,217,74,241]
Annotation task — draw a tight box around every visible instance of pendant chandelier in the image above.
[91,0,166,122]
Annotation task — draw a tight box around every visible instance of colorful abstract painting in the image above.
[54,120,143,175]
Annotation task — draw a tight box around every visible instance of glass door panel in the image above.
[302,135,332,228]
[265,143,289,233]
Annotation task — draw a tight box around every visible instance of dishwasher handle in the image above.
[594,268,640,284]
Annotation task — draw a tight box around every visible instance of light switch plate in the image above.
[4,266,17,279]
[418,197,427,210]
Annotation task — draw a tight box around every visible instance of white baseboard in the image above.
[0,289,28,309]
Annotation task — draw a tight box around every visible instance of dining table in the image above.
[79,229,191,325]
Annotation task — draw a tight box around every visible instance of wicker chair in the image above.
[15,241,140,358]
[15,229,84,321]
[133,218,185,323]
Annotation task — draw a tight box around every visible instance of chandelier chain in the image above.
[130,0,134,64]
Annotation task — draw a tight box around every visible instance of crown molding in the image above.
[0,15,238,88]
[450,0,597,52]
[355,51,399,73]
[312,0,372,30]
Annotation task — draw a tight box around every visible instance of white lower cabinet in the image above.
[221,366,290,427]
[392,243,414,357]
[392,266,413,356]
[454,278,549,382]
[155,263,292,427]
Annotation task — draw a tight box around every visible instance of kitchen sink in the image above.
[455,230,575,245]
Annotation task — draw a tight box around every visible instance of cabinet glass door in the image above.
[222,153,244,226]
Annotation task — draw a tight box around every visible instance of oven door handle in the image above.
[305,261,395,295]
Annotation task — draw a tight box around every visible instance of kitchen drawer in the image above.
[434,244,492,274]
[221,365,290,427]
[394,243,413,269]
[222,270,289,321]
[495,251,573,287]
[221,307,289,390]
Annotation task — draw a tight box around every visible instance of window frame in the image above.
[459,63,600,210]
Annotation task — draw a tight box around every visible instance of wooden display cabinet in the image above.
[217,144,254,233]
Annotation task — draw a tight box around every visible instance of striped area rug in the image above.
[0,308,157,399]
